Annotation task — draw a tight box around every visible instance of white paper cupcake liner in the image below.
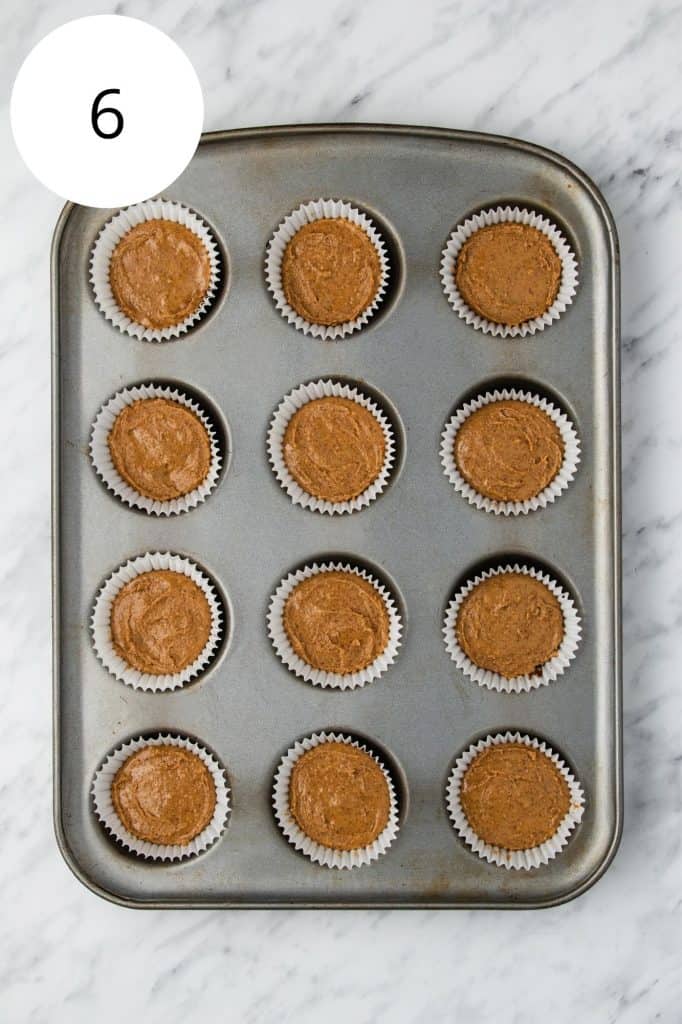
[265,198,390,339]
[267,379,396,515]
[440,387,580,515]
[268,561,402,690]
[91,551,223,692]
[443,563,581,693]
[92,733,230,862]
[90,199,221,342]
[273,731,400,869]
[440,205,578,337]
[446,731,585,870]
[89,383,223,516]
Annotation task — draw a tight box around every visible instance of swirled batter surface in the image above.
[111,569,212,675]
[461,743,570,850]
[112,745,216,846]
[283,571,389,675]
[284,396,385,502]
[289,742,390,850]
[109,220,211,329]
[456,572,563,678]
[454,399,563,502]
[108,397,211,501]
[455,222,561,325]
[282,218,381,325]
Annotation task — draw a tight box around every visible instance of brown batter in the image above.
[283,571,389,675]
[109,220,211,330]
[108,397,212,501]
[455,222,562,325]
[289,742,391,850]
[456,572,564,679]
[284,396,385,502]
[111,569,212,675]
[454,399,564,502]
[460,742,571,850]
[281,218,381,326]
[112,744,216,846]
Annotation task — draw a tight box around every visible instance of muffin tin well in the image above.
[89,379,231,515]
[53,125,621,907]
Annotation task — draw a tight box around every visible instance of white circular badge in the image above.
[10,16,204,208]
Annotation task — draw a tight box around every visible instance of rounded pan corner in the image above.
[509,133,622,268]
[533,814,624,911]
[53,805,147,910]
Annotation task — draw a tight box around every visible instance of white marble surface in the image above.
[1,0,681,1020]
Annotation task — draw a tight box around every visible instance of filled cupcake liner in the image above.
[90,199,221,342]
[440,387,581,515]
[91,551,223,692]
[267,561,402,690]
[272,731,400,869]
[265,198,390,339]
[446,731,585,870]
[440,205,578,338]
[89,383,223,516]
[443,563,581,693]
[267,379,396,515]
[92,733,230,862]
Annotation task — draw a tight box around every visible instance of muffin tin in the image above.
[52,124,621,908]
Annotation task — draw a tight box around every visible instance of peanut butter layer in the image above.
[289,742,390,850]
[112,744,216,846]
[454,399,564,502]
[283,571,389,675]
[284,396,386,502]
[108,397,212,501]
[281,218,381,326]
[456,572,564,679]
[455,223,562,326]
[109,220,211,330]
[461,743,571,850]
[111,569,212,676]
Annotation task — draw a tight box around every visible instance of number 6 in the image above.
[91,89,123,140]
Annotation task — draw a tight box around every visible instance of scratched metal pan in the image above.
[52,124,621,908]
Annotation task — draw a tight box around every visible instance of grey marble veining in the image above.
[1,0,680,1020]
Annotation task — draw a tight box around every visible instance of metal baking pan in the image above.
[52,124,621,908]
